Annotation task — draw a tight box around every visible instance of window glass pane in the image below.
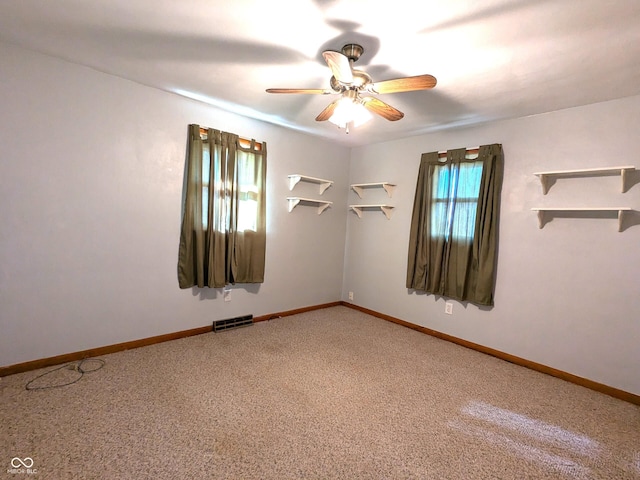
[457,161,483,198]
[451,200,478,240]
[430,160,483,241]
[236,149,259,232]
[434,164,451,199]
[452,161,482,241]
[431,200,449,238]
[431,164,452,238]
[199,141,262,234]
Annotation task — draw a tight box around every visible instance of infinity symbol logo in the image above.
[11,457,34,468]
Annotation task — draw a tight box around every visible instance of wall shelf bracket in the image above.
[534,166,636,194]
[350,204,395,219]
[531,207,632,232]
[288,174,333,195]
[287,197,332,215]
[350,182,396,198]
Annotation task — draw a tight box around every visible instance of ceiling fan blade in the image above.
[322,50,354,84]
[266,88,332,94]
[315,101,339,122]
[369,74,437,94]
[361,97,404,121]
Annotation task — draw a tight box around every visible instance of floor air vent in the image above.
[213,314,253,332]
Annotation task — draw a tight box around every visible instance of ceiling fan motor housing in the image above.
[342,44,363,62]
[330,75,343,92]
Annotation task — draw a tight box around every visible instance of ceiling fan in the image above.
[266,43,437,132]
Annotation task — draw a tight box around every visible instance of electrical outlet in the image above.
[348,291,354,301]
[223,289,231,302]
[445,302,453,315]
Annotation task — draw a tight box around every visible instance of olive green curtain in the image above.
[177,124,266,288]
[406,144,503,306]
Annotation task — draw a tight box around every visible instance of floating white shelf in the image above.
[531,207,632,232]
[533,166,635,194]
[287,197,332,214]
[350,204,395,220]
[350,182,396,198]
[288,174,333,195]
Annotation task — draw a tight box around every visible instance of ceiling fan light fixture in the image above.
[329,95,372,129]
[351,102,373,127]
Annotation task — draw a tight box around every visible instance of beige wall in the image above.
[0,43,350,367]
[343,96,640,395]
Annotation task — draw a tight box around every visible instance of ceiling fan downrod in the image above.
[341,43,364,63]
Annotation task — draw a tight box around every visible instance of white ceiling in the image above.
[2,0,640,147]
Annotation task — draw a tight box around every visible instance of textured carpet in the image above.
[1,306,639,479]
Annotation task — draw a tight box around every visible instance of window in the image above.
[177,125,267,289]
[200,141,262,233]
[431,158,483,241]
[236,148,261,232]
[406,145,504,306]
